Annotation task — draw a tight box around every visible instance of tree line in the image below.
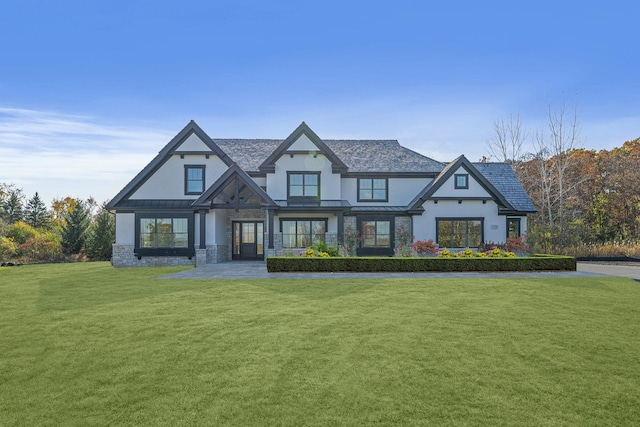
[487,97,640,257]
[0,185,114,263]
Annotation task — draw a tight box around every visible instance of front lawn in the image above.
[1,263,639,425]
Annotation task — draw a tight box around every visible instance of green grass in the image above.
[1,263,639,426]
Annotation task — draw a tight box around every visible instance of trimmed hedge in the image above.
[267,255,576,273]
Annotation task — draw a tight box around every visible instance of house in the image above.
[106,121,536,267]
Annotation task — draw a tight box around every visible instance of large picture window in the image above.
[185,165,205,195]
[288,172,320,198]
[437,218,483,248]
[281,219,326,248]
[140,217,189,248]
[358,178,388,201]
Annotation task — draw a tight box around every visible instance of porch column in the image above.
[268,209,275,249]
[199,210,207,249]
[337,211,344,244]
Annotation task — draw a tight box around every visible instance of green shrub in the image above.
[18,233,63,262]
[310,241,340,257]
[267,255,576,273]
[6,221,38,245]
[0,236,17,261]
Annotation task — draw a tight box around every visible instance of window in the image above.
[281,219,326,248]
[140,217,189,248]
[185,165,205,194]
[454,173,469,189]
[288,172,320,198]
[362,220,391,248]
[358,178,388,201]
[507,218,521,239]
[437,218,483,248]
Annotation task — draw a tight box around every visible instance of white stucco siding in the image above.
[177,133,212,151]
[289,134,318,151]
[413,200,506,244]
[432,167,491,198]
[266,154,341,200]
[115,213,135,245]
[213,210,227,245]
[130,155,228,199]
[342,177,433,205]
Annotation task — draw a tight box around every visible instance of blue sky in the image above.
[1,0,639,205]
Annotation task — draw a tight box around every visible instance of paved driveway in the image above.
[161,261,640,280]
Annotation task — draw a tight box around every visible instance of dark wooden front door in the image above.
[232,221,264,260]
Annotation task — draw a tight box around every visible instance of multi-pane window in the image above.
[185,166,205,194]
[140,217,189,248]
[437,219,482,248]
[358,178,388,201]
[454,174,469,189]
[281,219,326,248]
[362,220,391,248]
[288,173,319,198]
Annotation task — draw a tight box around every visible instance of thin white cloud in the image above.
[0,107,172,204]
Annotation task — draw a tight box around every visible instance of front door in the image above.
[232,221,264,260]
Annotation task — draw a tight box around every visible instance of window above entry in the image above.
[185,165,205,195]
[358,178,388,202]
[454,173,469,189]
[288,172,320,199]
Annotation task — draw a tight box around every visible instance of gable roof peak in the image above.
[258,122,349,173]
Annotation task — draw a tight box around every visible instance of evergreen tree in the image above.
[1,186,24,224]
[86,208,115,260]
[61,201,90,254]
[24,192,50,229]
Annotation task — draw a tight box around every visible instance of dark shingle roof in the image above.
[472,163,537,212]
[214,139,444,173]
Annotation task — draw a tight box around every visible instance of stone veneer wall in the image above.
[111,245,196,268]
[206,245,228,263]
[394,216,412,248]
[343,216,357,232]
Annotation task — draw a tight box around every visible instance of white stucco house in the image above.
[107,121,536,267]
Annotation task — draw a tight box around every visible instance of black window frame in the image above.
[436,217,484,248]
[280,218,328,248]
[135,212,195,258]
[507,218,522,239]
[357,178,389,202]
[356,215,395,256]
[287,171,321,201]
[454,173,469,189]
[185,165,206,195]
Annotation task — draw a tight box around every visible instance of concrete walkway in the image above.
[161,261,640,280]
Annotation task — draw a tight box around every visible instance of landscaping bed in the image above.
[267,254,576,272]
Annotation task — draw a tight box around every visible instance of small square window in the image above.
[454,174,469,189]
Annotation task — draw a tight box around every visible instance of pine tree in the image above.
[86,208,115,260]
[61,201,90,254]
[24,192,50,229]
[1,187,24,224]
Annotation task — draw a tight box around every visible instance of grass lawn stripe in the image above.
[1,262,639,425]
